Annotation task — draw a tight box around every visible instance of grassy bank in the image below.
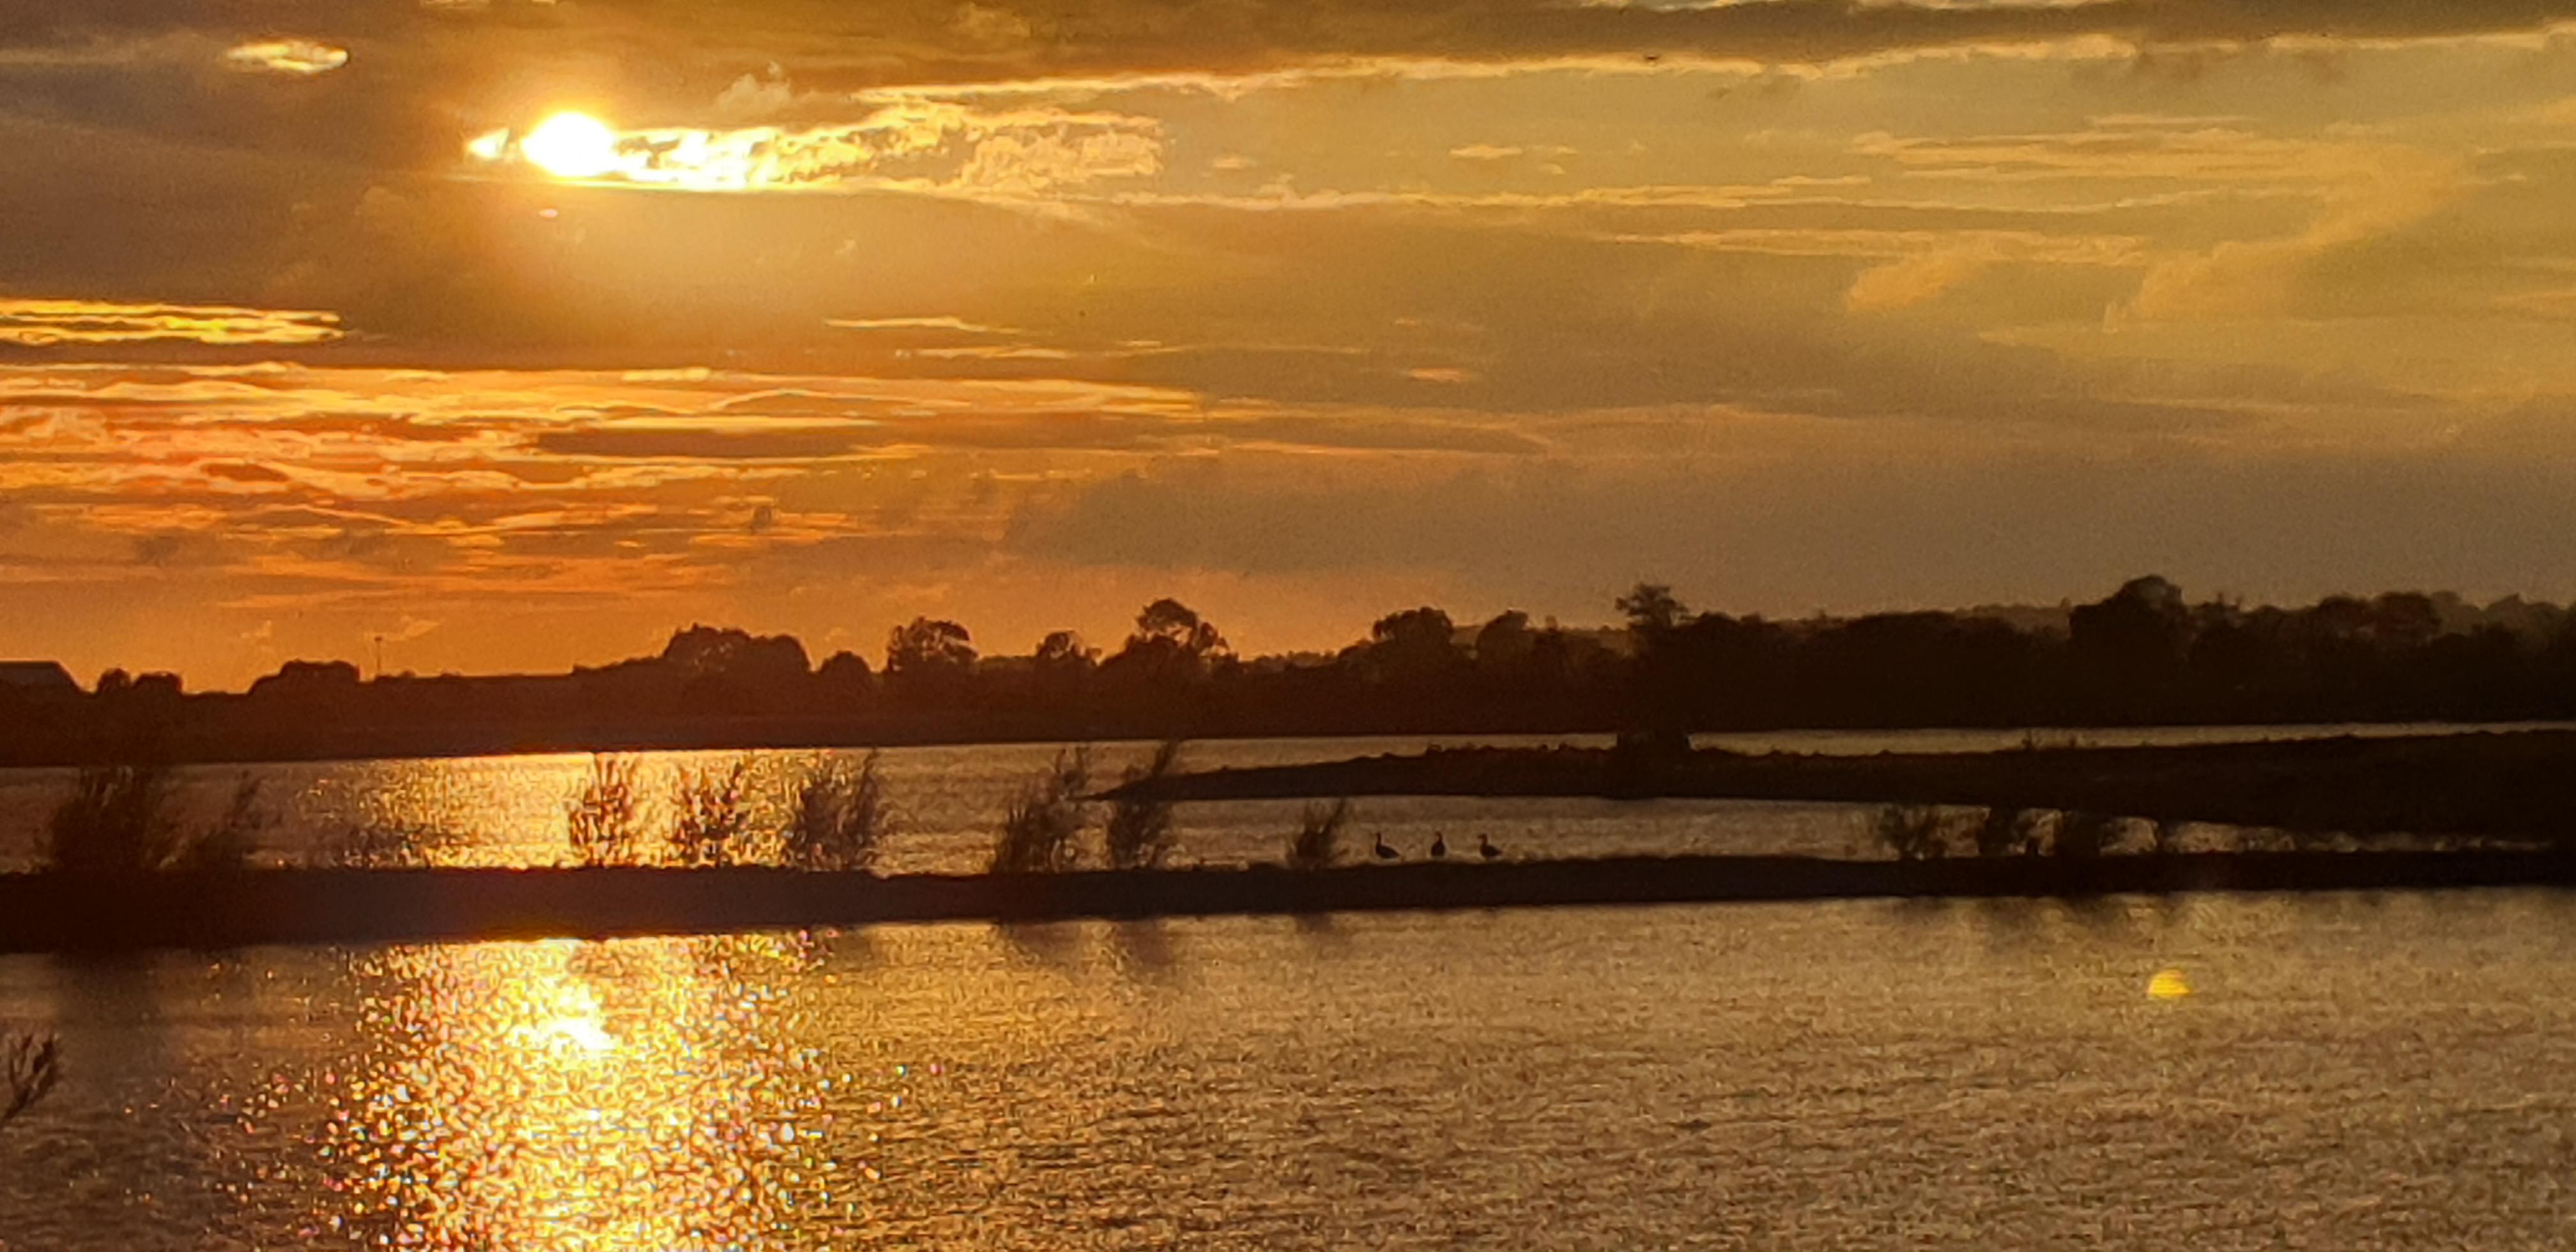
[4,853,2575,952]
[1108,731,2576,845]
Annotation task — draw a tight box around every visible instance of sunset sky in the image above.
[6,1,2576,687]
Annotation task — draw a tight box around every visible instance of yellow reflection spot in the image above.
[464,126,509,162]
[523,112,622,179]
[2147,968,2192,1000]
[546,1014,617,1054]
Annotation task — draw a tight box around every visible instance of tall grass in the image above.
[1103,739,1186,870]
[3,1030,57,1126]
[566,754,645,866]
[1287,798,1353,870]
[671,757,758,867]
[1872,804,1949,861]
[319,817,450,869]
[990,747,1092,874]
[44,764,266,873]
[181,776,273,872]
[785,752,891,871]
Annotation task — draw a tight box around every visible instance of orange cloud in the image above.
[222,39,349,76]
[0,298,343,347]
[463,102,1162,199]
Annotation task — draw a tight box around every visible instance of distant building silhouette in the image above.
[0,662,76,694]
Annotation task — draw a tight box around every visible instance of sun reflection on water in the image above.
[309,934,862,1250]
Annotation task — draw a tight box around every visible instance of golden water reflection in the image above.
[314,934,881,1250]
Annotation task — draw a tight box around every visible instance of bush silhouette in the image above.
[1103,740,1186,870]
[990,747,1092,874]
[785,752,891,871]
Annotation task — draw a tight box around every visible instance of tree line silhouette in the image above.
[9,577,2576,764]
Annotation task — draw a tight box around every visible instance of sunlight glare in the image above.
[522,112,622,179]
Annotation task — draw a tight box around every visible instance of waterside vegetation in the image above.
[17,579,2576,767]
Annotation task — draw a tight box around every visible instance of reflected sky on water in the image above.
[6,893,2576,1249]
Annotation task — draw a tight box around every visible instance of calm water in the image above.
[0,723,2556,873]
[4,895,2575,1249]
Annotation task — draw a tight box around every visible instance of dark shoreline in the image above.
[6,853,2575,954]
[1112,731,2576,843]
[0,715,2565,772]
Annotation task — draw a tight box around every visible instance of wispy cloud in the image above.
[464,102,1162,199]
[221,39,348,76]
[0,299,344,347]
[827,316,1024,335]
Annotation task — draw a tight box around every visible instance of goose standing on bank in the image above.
[1478,834,1503,860]
[1429,832,1448,860]
[1372,832,1399,860]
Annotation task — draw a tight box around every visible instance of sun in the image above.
[521,112,622,179]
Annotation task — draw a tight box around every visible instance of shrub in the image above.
[566,754,645,866]
[178,776,273,871]
[785,752,891,871]
[1287,798,1352,871]
[990,747,1092,874]
[44,763,262,873]
[1872,804,1949,861]
[1972,806,2039,858]
[671,757,758,867]
[3,1030,57,1125]
[1103,739,1186,870]
[2053,810,2121,859]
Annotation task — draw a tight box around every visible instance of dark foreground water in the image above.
[4,894,2574,1249]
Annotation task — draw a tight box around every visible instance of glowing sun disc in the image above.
[522,112,621,179]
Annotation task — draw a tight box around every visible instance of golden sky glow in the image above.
[8,2,2576,685]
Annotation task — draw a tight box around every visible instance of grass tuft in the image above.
[3,1030,57,1126]
[671,756,758,867]
[990,747,1092,874]
[1871,804,1950,862]
[566,754,645,866]
[785,752,892,871]
[1287,798,1353,871]
[44,763,264,873]
[1103,739,1186,870]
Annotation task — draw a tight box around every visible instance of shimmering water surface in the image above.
[0,723,2556,873]
[5,896,2575,1249]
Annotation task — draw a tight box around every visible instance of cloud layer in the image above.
[4,1,2576,684]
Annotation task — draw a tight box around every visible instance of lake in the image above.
[4,894,2574,1249]
[0,722,2556,873]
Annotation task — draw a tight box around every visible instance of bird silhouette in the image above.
[1478,834,1502,860]
[1429,832,1448,859]
[1372,832,1399,860]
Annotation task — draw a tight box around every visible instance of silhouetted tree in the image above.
[885,618,977,699]
[662,625,811,685]
[1104,599,1228,698]
[1034,630,1098,673]
[1474,610,1536,670]
[1365,607,1466,684]
[815,650,874,699]
[661,625,812,712]
[2069,575,2191,717]
[1617,583,1687,639]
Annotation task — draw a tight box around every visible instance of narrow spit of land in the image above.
[1107,731,2576,844]
[5,853,2576,953]
[10,731,2575,952]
